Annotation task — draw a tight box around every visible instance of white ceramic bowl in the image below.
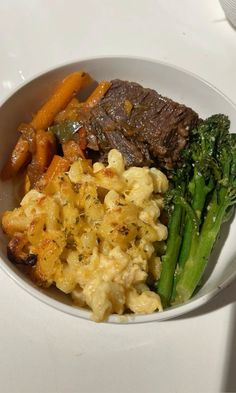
[219,0,236,28]
[0,56,236,323]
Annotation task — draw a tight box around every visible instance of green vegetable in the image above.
[157,114,236,307]
[49,121,82,143]
[157,203,184,308]
[153,241,167,257]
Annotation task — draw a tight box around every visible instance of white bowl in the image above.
[219,0,236,28]
[0,56,236,323]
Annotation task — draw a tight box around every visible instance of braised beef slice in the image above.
[84,80,199,170]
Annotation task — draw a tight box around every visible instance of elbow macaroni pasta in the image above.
[2,149,168,321]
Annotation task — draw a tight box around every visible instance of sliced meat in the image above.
[105,130,145,167]
[86,105,151,166]
[83,80,199,171]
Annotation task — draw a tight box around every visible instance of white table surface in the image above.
[0,1,236,392]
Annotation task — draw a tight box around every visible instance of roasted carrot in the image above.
[1,72,92,180]
[30,71,92,130]
[27,129,57,187]
[86,81,111,108]
[78,127,87,150]
[35,129,56,172]
[66,97,80,110]
[42,155,70,186]
[62,140,85,162]
[1,137,31,180]
[23,173,31,195]
[56,82,111,152]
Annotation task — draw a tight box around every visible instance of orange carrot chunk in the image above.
[1,137,31,180]
[78,127,87,151]
[86,81,111,108]
[30,71,92,130]
[42,155,70,186]
[65,97,80,110]
[35,129,56,172]
[62,140,85,162]
[27,129,57,187]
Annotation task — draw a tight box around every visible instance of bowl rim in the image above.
[1,55,236,324]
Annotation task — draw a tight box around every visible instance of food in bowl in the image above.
[2,149,168,321]
[1,70,236,321]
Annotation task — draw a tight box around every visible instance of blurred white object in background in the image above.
[219,0,236,28]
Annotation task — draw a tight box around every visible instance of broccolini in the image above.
[157,114,236,307]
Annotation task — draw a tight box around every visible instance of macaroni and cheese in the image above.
[2,149,168,321]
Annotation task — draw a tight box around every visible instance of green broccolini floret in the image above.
[157,114,236,307]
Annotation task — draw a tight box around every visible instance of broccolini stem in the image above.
[158,204,183,308]
[178,171,209,267]
[173,195,199,231]
[170,172,210,302]
[173,191,229,304]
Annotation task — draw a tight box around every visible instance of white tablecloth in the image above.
[0,1,236,392]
